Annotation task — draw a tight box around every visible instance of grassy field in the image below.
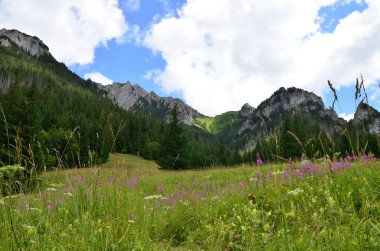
[1,154,379,250]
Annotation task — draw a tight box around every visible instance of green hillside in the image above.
[195,111,245,144]
[0,42,240,171]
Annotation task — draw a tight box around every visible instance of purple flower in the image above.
[74,175,84,184]
[308,164,316,174]
[157,185,165,193]
[227,183,234,190]
[301,161,310,172]
[256,159,264,166]
[295,170,304,178]
[167,197,175,204]
[237,181,246,190]
[353,155,358,161]
[346,155,353,161]
[125,176,140,190]
[267,171,273,180]
[362,154,369,163]
[282,169,289,183]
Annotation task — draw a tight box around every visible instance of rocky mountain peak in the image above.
[351,102,380,134]
[100,82,204,125]
[257,87,324,118]
[0,29,50,57]
[240,103,255,117]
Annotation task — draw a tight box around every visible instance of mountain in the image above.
[197,87,345,150]
[0,28,50,58]
[351,102,380,135]
[101,82,204,125]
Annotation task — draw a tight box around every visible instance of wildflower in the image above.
[74,175,84,183]
[63,192,73,197]
[286,188,304,196]
[125,176,140,190]
[295,170,304,178]
[250,177,258,182]
[46,187,57,192]
[211,196,219,201]
[47,203,57,211]
[128,220,135,224]
[282,169,289,183]
[267,170,273,180]
[301,160,310,172]
[167,197,175,204]
[144,195,165,200]
[257,158,264,166]
[346,155,353,161]
[157,185,165,193]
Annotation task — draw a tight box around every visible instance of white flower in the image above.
[64,192,73,197]
[46,187,57,192]
[286,188,304,196]
[144,195,166,200]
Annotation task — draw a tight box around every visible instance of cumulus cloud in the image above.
[339,112,355,121]
[144,0,380,116]
[84,72,113,86]
[0,0,127,65]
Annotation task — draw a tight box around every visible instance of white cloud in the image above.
[84,72,113,86]
[122,0,141,12]
[144,0,380,116]
[339,112,355,121]
[0,0,127,65]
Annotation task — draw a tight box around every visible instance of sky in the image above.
[1,0,380,120]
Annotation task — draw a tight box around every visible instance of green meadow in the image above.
[1,154,379,250]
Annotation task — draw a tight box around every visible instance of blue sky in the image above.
[1,0,379,118]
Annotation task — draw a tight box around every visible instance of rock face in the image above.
[101,82,204,125]
[0,29,50,57]
[351,102,380,135]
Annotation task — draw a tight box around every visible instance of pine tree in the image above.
[157,104,187,169]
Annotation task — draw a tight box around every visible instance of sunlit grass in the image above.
[1,154,379,250]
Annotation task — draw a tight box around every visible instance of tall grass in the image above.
[0,154,379,250]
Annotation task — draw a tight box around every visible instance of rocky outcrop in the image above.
[351,102,380,135]
[0,29,50,57]
[101,82,204,125]
[240,103,255,117]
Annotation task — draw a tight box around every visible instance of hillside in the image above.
[0,29,239,170]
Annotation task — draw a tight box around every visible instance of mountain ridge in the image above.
[2,28,379,153]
